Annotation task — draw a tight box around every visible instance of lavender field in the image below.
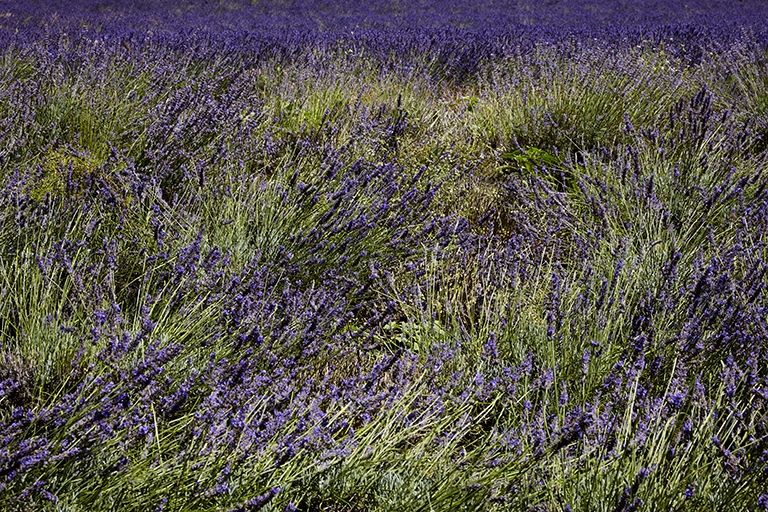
[2,1,768,510]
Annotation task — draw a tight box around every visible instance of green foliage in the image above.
[497,146,581,193]
[24,145,133,208]
[29,146,96,200]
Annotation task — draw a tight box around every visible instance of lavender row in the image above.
[5,0,768,32]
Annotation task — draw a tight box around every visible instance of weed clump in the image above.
[0,351,36,409]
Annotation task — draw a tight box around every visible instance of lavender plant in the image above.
[1,1,768,511]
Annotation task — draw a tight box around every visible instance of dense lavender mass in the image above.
[1,1,768,510]
[6,0,768,31]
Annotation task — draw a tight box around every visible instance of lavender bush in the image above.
[1,1,768,510]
